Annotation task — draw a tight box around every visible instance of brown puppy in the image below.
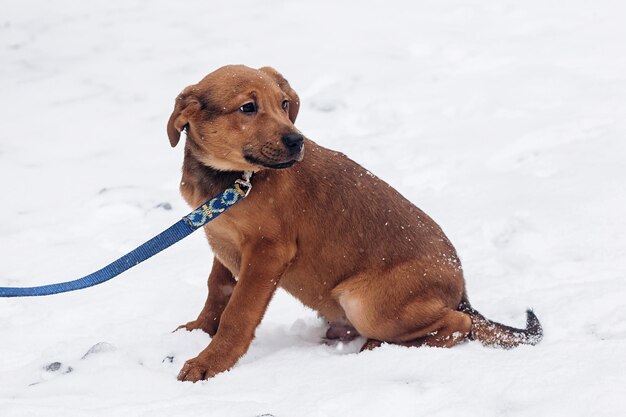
[168,65,542,382]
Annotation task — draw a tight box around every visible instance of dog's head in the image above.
[167,65,303,172]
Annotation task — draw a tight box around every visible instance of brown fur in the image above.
[169,65,542,382]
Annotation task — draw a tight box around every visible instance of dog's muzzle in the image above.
[282,133,304,155]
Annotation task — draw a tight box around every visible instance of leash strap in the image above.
[0,173,252,298]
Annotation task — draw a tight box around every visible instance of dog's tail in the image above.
[458,298,543,349]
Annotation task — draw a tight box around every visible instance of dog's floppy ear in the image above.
[167,87,201,147]
[259,67,300,124]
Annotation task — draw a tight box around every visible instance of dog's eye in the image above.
[239,102,257,114]
[281,100,289,111]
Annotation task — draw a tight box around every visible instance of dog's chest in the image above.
[203,225,242,276]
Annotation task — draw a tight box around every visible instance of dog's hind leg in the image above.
[395,309,472,348]
[360,339,383,351]
[333,261,470,350]
[176,257,236,336]
[326,321,360,342]
[357,310,471,351]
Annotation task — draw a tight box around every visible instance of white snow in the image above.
[1,0,626,416]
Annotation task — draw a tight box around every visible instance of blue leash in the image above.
[0,173,252,298]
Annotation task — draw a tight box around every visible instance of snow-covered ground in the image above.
[1,0,625,415]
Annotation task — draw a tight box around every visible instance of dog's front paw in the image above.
[174,316,219,336]
[174,319,207,333]
[177,356,223,382]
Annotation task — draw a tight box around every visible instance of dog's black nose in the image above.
[282,133,304,150]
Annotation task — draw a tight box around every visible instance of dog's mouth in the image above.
[265,160,298,169]
[243,153,299,170]
[243,141,304,170]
